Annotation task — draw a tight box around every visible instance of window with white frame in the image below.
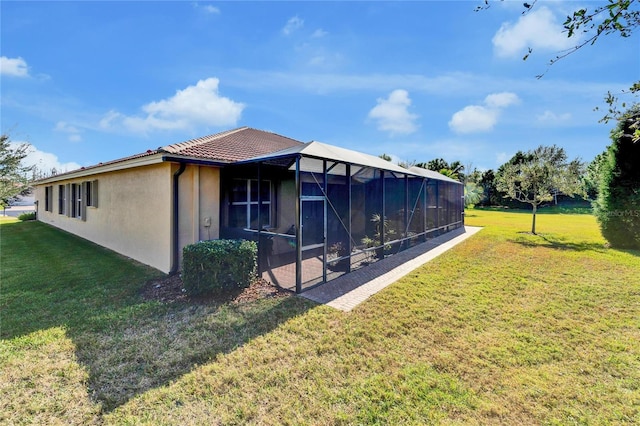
[229,179,272,229]
[71,183,82,218]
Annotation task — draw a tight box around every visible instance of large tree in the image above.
[0,134,34,208]
[416,158,465,182]
[593,107,640,248]
[496,145,584,234]
[584,151,609,200]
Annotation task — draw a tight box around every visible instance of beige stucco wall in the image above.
[36,163,174,273]
[177,165,220,263]
[277,179,297,233]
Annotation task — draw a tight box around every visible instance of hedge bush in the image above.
[18,212,36,221]
[182,239,257,296]
[594,108,640,249]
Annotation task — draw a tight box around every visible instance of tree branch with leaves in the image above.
[478,0,639,133]
[496,145,585,234]
[0,134,34,209]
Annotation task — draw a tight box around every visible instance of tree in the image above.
[479,0,640,133]
[464,182,483,207]
[584,151,609,199]
[593,106,640,248]
[0,134,34,208]
[479,169,499,206]
[496,145,584,234]
[417,158,464,182]
[419,158,449,172]
[464,165,482,186]
[397,159,417,169]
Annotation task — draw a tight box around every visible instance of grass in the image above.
[2,211,639,424]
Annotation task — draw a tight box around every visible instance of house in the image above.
[34,127,464,293]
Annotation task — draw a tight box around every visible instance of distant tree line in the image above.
[380,104,639,245]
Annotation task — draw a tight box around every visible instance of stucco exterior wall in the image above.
[36,163,174,273]
[277,179,297,233]
[177,165,221,263]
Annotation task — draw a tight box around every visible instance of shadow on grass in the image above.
[1,221,315,413]
[510,232,639,256]
[70,295,314,412]
[511,232,604,252]
[472,206,593,215]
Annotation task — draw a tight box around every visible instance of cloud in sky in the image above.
[0,56,29,77]
[492,7,576,58]
[100,78,244,134]
[11,142,82,173]
[282,16,304,35]
[368,89,419,136]
[537,110,572,123]
[201,5,220,14]
[449,92,520,134]
[312,29,328,38]
[54,121,82,142]
[192,3,220,14]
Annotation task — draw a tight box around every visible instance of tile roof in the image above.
[160,127,304,162]
[33,127,305,183]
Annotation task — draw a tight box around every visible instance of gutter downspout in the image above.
[170,162,187,275]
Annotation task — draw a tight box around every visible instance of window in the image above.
[85,180,98,207]
[58,184,67,215]
[44,186,53,212]
[55,180,97,220]
[229,179,271,229]
[71,183,82,218]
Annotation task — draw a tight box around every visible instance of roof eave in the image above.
[33,153,166,185]
[161,154,230,167]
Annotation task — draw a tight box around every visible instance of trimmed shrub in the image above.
[594,108,640,249]
[18,212,36,221]
[182,239,257,296]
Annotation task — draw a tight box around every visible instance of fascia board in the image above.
[33,153,166,185]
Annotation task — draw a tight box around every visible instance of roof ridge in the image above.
[242,127,306,145]
[160,126,249,153]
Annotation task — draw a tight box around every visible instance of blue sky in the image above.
[1,1,638,174]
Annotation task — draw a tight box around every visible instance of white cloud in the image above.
[537,110,572,123]
[484,92,520,108]
[449,105,499,134]
[492,6,576,58]
[192,3,220,14]
[312,28,328,38]
[368,89,419,136]
[0,56,29,77]
[11,142,82,174]
[54,121,82,142]
[202,5,220,14]
[100,78,244,134]
[449,92,520,134]
[282,16,304,35]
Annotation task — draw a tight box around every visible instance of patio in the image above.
[221,141,465,294]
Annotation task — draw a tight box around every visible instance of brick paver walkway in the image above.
[301,226,483,311]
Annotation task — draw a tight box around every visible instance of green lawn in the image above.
[1,210,638,424]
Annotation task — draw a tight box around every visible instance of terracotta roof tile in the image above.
[34,127,305,183]
[161,127,304,161]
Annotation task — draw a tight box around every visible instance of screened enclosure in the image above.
[220,142,464,293]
